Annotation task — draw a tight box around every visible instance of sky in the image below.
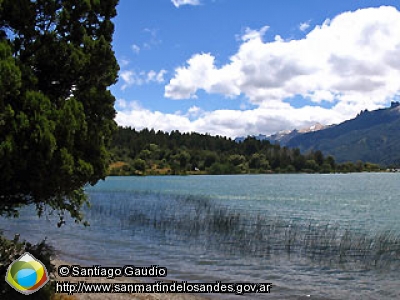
[110,0,400,138]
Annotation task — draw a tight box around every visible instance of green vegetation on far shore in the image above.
[108,127,383,176]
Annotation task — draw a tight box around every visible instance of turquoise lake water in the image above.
[1,173,400,299]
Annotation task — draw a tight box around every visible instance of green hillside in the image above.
[287,103,400,166]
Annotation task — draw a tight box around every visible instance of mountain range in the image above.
[237,102,400,166]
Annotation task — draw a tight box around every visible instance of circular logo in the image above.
[5,252,49,295]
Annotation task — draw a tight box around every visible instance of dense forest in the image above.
[108,127,382,175]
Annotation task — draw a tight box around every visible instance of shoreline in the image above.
[52,259,212,300]
[106,170,392,177]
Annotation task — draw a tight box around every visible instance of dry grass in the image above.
[109,161,129,170]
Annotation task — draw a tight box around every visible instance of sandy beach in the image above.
[53,260,212,300]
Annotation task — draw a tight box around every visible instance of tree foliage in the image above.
[108,127,381,176]
[0,0,119,223]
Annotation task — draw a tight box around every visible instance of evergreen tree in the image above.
[0,0,119,224]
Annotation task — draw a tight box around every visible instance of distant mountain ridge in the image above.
[236,102,400,166]
[286,102,400,166]
[235,123,328,144]
[267,122,328,145]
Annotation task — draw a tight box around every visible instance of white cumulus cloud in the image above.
[241,25,270,41]
[164,6,400,132]
[120,69,167,90]
[164,53,241,99]
[132,44,140,54]
[171,0,201,8]
[299,21,311,32]
[116,100,345,138]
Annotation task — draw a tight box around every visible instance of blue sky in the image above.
[110,0,400,137]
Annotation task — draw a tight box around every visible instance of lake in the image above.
[1,173,400,299]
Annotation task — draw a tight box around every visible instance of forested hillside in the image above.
[287,103,400,166]
[108,127,381,175]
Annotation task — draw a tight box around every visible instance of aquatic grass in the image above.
[85,191,400,269]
